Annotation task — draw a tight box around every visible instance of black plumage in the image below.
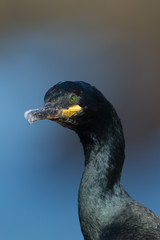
[24,81,160,240]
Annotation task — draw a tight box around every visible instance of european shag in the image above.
[24,81,160,240]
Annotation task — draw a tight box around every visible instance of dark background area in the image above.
[0,1,160,239]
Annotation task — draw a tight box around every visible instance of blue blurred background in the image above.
[0,1,160,239]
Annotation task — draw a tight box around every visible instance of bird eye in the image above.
[70,95,76,104]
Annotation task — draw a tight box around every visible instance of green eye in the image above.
[70,95,76,104]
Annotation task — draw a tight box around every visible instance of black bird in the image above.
[24,81,160,240]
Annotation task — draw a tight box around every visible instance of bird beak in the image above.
[24,103,82,125]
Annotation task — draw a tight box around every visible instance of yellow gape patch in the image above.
[61,105,82,118]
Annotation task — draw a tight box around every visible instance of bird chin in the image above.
[55,117,78,130]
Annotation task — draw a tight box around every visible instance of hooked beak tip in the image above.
[24,110,37,125]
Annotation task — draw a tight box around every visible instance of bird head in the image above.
[24,81,109,131]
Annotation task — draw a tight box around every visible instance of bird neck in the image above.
[77,108,126,240]
[77,107,125,188]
